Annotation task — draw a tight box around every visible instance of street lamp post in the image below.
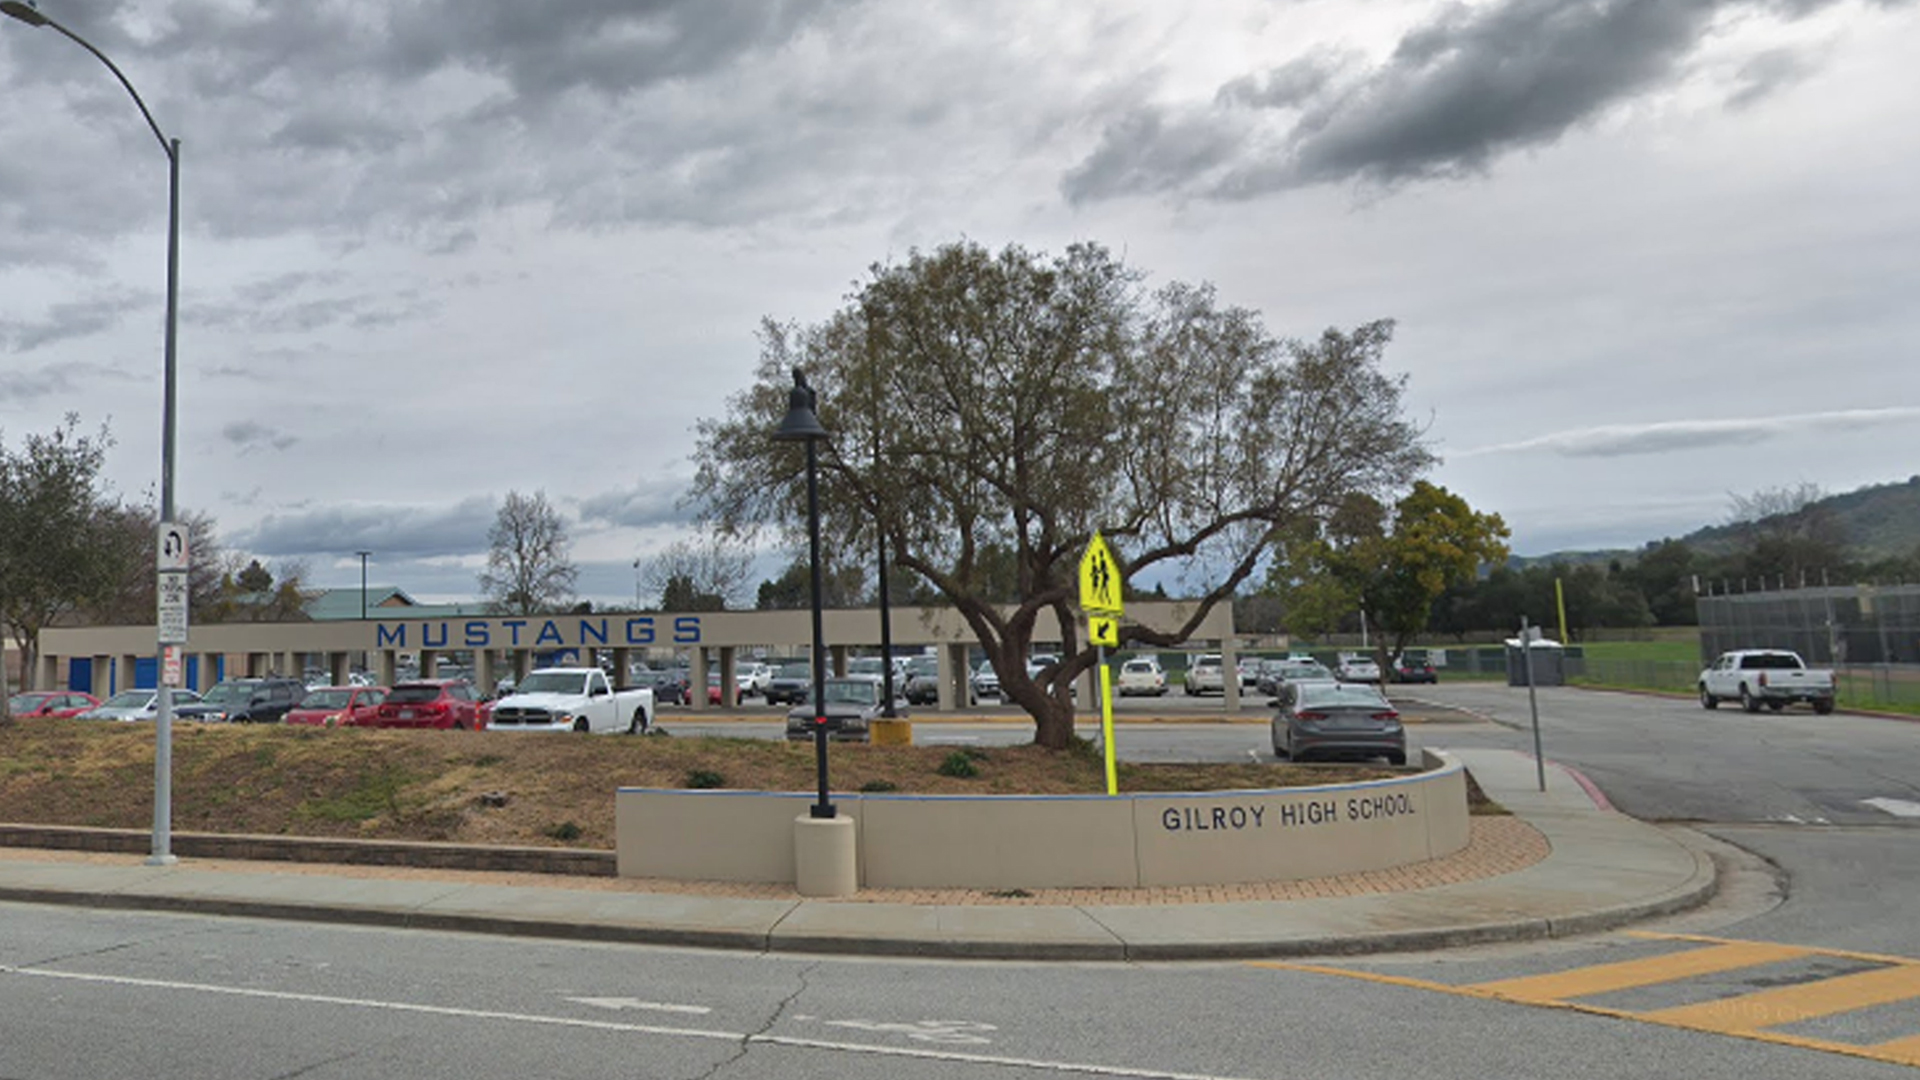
[771,369,834,819]
[356,551,371,620]
[5,0,183,866]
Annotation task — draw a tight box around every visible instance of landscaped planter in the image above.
[615,750,1470,890]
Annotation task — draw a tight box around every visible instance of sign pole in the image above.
[1098,645,1117,796]
[1522,615,1545,792]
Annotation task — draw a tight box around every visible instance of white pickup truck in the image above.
[1698,649,1836,715]
[486,667,654,733]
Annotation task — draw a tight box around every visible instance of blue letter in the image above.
[536,620,564,646]
[376,624,407,648]
[464,621,491,648]
[502,620,526,645]
[579,619,608,646]
[422,621,449,648]
[624,617,655,645]
[673,615,701,644]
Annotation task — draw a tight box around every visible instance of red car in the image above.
[7,690,100,718]
[286,686,388,727]
[365,680,483,729]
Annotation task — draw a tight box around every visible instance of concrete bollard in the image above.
[793,814,857,896]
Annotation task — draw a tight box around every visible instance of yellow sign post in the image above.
[1079,533,1124,795]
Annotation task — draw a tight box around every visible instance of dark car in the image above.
[1271,680,1406,765]
[784,675,903,743]
[764,661,813,706]
[902,655,941,706]
[177,677,308,723]
[634,668,691,706]
[1390,651,1438,684]
[365,679,482,729]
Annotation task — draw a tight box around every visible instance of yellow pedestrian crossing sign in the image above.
[1079,532,1123,614]
[1088,614,1119,648]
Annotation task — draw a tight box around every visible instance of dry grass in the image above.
[0,720,1452,851]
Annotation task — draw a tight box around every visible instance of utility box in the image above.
[1505,639,1566,686]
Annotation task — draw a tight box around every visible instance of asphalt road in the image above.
[5,682,1919,1078]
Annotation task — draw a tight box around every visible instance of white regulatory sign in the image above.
[157,569,189,645]
[157,521,190,572]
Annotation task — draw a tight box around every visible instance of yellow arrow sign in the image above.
[1088,614,1119,648]
[1079,532,1123,615]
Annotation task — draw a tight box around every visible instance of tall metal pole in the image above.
[356,551,371,619]
[1522,615,1545,793]
[151,136,180,865]
[877,517,896,717]
[804,438,832,819]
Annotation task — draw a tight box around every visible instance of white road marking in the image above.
[567,996,711,1014]
[0,964,1257,1080]
[819,1018,996,1044]
[1863,797,1920,818]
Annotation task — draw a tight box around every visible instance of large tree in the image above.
[637,536,753,611]
[692,240,1432,748]
[477,490,577,615]
[0,417,134,717]
[1270,482,1509,673]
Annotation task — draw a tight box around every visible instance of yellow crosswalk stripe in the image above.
[1868,1032,1920,1067]
[1641,963,1920,1035]
[1469,942,1813,1003]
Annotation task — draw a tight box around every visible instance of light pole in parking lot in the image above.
[772,369,835,819]
[5,0,184,866]
[356,551,371,620]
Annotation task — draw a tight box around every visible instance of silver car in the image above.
[1271,681,1406,765]
[78,688,204,722]
[785,675,903,742]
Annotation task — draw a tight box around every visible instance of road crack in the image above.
[684,960,817,1080]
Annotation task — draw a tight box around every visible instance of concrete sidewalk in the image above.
[0,748,1714,961]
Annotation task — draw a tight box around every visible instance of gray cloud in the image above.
[1063,0,1894,204]
[1726,47,1818,109]
[577,478,693,530]
[0,361,136,404]
[0,293,151,352]
[1455,407,1920,459]
[237,496,500,559]
[221,421,298,454]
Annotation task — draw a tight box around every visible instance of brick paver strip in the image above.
[2,816,1547,907]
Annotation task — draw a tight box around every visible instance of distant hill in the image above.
[1516,476,1920,568]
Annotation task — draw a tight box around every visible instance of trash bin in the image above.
[1505,638,1566,687]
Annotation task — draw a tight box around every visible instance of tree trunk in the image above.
[1031,693,1077,749]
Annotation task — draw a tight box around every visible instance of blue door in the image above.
[69,658,94,694]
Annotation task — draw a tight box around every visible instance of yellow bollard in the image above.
[870,719,913,746]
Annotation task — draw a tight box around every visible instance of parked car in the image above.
[365,679,483,729]
[77,688,203,722]
[1184,654,1226,696]
[763,662,813,706]
[783,674,904,743]
[487,667,654,733]
[1390,651,1438,684]
[6,690,100,718]
[1116,657,1168,696]
[1698,649,1836,714]
[634,667,690,706]
[177,677,308,723]
[902,655,942,706]
[1237,657,1264,691]
[1271,680,1406,764]
[286,686,388,727]
[1259,659,1334,699]
[1335,654,1383,683]
[970,661,1001,703]
[741,662,773,697]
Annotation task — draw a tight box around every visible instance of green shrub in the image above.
[936,751,978,779]
[860,779,899,793]
[544,820,583,842]
[685,769,726,789]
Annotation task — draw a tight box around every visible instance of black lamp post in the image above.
[5,0,183,866]
[772,368,834,819]
[356,551,371,620]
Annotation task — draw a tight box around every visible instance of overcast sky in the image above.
[4,0,1917,607]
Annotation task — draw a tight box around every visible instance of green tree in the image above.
[693,240,1431,748]
[0,417,134,719]
[477,490,577,615]
[637,537,752,611]
[235,559,274,593]
[1270,482,1509,671]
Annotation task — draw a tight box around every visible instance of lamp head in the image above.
[771,367,829,443]
[0,1,49,27]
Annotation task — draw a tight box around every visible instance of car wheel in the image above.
[1813,699,1835,715]
[573,717,590,733]
[1388,751,1407,766]
[628,710,648,735]
[1766,700,1784,712]
[1739,686,1761,713]
[1272,734,1289,759]
[1699,686,1717,710]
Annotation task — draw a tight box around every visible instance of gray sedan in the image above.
[1271,681,1406,765]
[77,688,204,722]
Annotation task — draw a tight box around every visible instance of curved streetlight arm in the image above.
[1,2,174,159]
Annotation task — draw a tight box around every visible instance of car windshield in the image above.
[199,683,255,706]
[1741,653,1801,669]
[1123,660,1155,673]
[906,657,938,676]
[386,685,447,704]
[515,672,588,694]
[103,691,151,708]
[299,689,352,709]
[776,664,810,679]
[848,658,884,675]
[1298,685,1391,709]
[7,693,51,711]
[824,680,879,706]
